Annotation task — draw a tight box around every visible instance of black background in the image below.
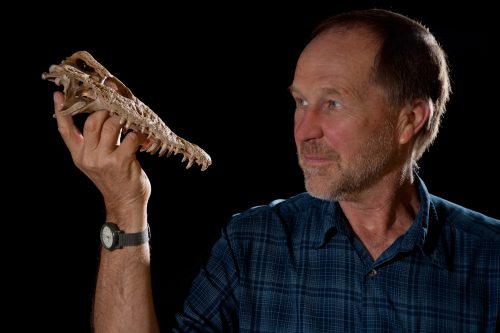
[7,1,498,331]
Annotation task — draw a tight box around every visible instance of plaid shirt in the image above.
[174,176,500,332]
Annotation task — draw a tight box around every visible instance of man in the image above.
[53,8,499,332]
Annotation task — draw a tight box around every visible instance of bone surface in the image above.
[42,50,212,171]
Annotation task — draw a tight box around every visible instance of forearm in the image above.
[93,208,159,333]
[94,245,159,333]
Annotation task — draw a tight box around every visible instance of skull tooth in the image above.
[158,143,169,157]
[146,140,160,153]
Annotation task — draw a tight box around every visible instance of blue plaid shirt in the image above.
[174,176,500,332]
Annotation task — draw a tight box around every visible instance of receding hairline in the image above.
[310,9,431,40]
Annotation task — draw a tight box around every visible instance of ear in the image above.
[397,99,431,145]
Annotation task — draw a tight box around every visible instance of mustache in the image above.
[298,142,339,159]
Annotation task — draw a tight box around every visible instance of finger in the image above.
[118,131,148,158]
[82,110,111,151]
[100,114,125,153]
[53,91,83,153]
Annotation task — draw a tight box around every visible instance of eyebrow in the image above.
[288,85,342,95]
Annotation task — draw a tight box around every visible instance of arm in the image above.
[53,91,160,333]
[174,227,240,332]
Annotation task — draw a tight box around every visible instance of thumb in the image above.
[53,91,83,153]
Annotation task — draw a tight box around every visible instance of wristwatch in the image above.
[100,222,150,251]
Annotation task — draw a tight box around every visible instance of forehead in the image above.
[294,27,381,89]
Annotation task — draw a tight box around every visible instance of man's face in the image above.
[291,28,401,201]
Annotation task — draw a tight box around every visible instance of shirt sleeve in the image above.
[172,226,240,332]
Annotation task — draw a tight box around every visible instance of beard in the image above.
[298,121,397,202]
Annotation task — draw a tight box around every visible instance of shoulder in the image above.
[225,192,318,236]
[430,194,500,241]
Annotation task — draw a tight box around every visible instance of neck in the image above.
[338,170,420,260]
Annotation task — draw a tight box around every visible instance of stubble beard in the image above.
[299,122,396,202]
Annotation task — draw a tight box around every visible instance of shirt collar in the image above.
[312,172,451,270]
[413,173,451,270]
[313,198,351,249]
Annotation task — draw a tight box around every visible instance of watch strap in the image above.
[117,224,150,248]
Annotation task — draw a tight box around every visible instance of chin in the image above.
[306,190,331,201]
[304,173,355,202]
[304,175,334,201]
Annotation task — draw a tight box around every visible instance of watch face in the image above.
[101,225,115,249]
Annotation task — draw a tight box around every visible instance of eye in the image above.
[294,97,309,108]
[327,100,342,110]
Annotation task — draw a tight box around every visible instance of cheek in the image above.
[322,120,352,150]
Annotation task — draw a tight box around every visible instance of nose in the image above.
[294,106,323,143]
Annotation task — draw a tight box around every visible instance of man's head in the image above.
[312,9,451,161]
[291,9,451,201]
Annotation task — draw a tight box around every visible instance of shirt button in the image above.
[368,269,377,277]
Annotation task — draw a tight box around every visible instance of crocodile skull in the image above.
[42,50,212,171]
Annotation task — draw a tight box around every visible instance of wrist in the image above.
[105,206,148,232]
[100,222,150,251]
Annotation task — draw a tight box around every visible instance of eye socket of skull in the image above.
[75,59,95,74]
